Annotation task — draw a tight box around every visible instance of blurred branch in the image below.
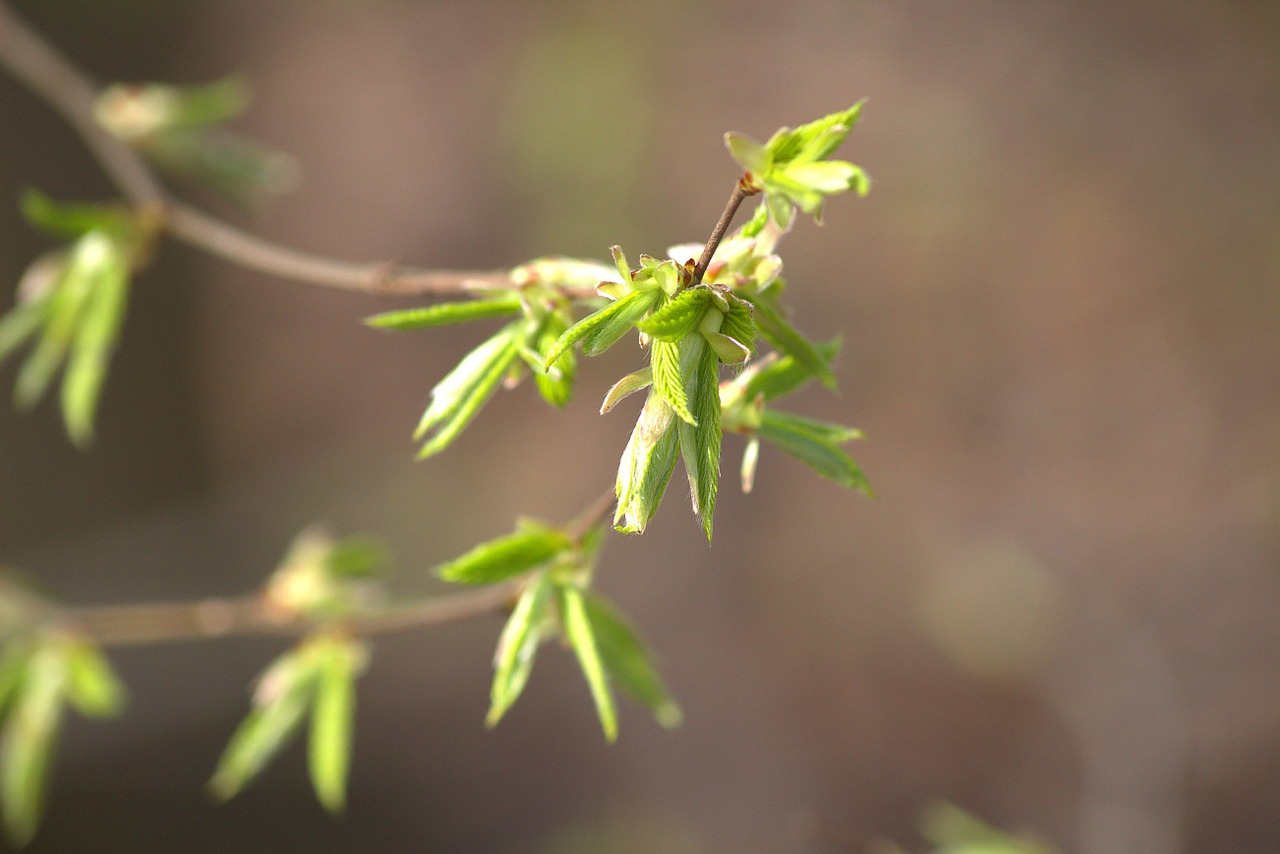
[54,584,521,648]
[0,2,518,297]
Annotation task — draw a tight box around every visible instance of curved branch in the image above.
[0,2,519,298]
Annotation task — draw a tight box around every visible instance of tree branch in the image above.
[691,174,757,286]
[0,2,519,297]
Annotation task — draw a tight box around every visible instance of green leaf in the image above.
[765,191,795,232]
[718,298,756,353]
[0,646,31,720]
[724,132,772,176]
[542,289,653,367]
[757,410,872,495]
[210,650,317,802]
[510,256,618,291]
[487,573,554,728]
[634,288,710,343]
[613,391,680,534]
[308,639,363,813]
[531,310,575,408]
[1,647,64,847]
[414,321,522,458]
[558,583,617,742]
[0,297,48,366]
[19,190,132,240]
[599,367,652,414]
[650,339,694,425]
[61,234,130,446]
[60,640,124,719]
[676,337,722,540]
[364,295,522,330]
[740,435,760,494]
[582,593,681,728]
[14,237,101,410]
[741,338,841,401]
[743,293,836,389]
[436,522,571,585]
[324,535,388,579]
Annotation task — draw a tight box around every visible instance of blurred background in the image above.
[1,1,1278,851]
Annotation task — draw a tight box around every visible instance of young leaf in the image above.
[531,310,575,408]
[542,289,652,368]
[740,435,761,494]
[582,593,681,728]
[436,522,571,585]
[324,535,389,579]
[487,573,554,728]
[558,583,617,742]
[0,297,48,366]
[718,298,756,355]
[599,367,652,414]
[650,339,694,425]
[757,410,872,495]
[61,640,125,719]
[613,391,680,534]
[414,321,522,458]
[61,234,129,446]
[308,639,364,813]
[724,132,772,177]
[19,190,132,240]
[1,647,64,847]
[209,650,317,802]
[740,338,841,401]
[677,338,722,540]
[742,293,836,389]
[364,295,521,330]
[14,236,100,410]
[634,288,711,343]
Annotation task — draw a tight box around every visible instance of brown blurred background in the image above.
[2,1,1278,852]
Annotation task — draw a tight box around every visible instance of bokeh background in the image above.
[2,1,1278,852]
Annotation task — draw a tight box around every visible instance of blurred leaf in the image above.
[0,646,31,720]
[0,297,48,366]
[634,288,710,343]
[743,293,836,388]
[724,131,771,176]
[558,583,616,742]
[740,338,841,401]
[613,391,680,534]
[19,190,133,240]
[676,338,721,540]
[210,648,317,802]
[323,535,388,579]
[414,321,522,458]
[510,256,618,291]
[582,593,681,728]
[487,573,554,728]
[599,366,652,415]
[1,646,64,847]
[60,234,129,446]
[143,129,299,204]
[60,640,124,719]
[96,77,250,137]
[651,339,694,425]
[437,521,571,585]
[740,435,760,494]
[757,410,871,496]
[919,802,1054,854]
[365,295,522,330]
[308,638,364,813]
[763,101,864,167]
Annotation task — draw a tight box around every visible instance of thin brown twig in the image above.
[0,2,521,298]
[691,174,758,286]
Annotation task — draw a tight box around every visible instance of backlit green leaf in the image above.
[532,310,575,408]
[414,322,522,458]
[614,391,680,534]
[558,583,616,742]
[740,338,841,401]
[308,639,364,813]
[364,295,521,330]
[436,522,571,585]
[487,573,554,728]
[634,288,710,343]
[61,234,129,446]
[677,337,722,540]
[724,131,771,176]
[599,366,652,414]
[210,649,317,802]
[61,640,124,719]
[542,288,653,367]
[740,435,760,494]
[20,190,133,240]
[1,647,64,847]
[582,593,681,728]
[650,339,694,425]
[743,293,836,388]
[324,535,388,579]
[757,410,871,495]
[0,297,48,366]
[14,237,99,410]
